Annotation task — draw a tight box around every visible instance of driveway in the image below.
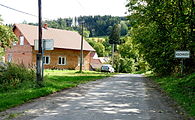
[0,74,185,120]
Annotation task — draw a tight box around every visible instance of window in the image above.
[78,56,84,66]
[43,56,50,65]
[19,36,24,45]
[58,56,66,65]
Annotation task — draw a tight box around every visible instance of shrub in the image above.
[0,63,36,91]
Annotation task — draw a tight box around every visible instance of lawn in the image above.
[0,70,111,112]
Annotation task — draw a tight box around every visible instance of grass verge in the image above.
[0,70,111,112]
[149,73,195,117]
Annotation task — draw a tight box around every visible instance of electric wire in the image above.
[0,3,37,17]
[0,3,48,20]
[0,1,108,35]
[74,0,85,11]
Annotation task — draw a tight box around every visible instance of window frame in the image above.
[19,36,24,46]
[58,56,66,65]
[43,56,50,65]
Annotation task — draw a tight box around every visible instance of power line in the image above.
[74,0,85,11]
[0,3,37,17]
[0,3,49,20]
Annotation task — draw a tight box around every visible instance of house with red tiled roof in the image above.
[5,24,95,70]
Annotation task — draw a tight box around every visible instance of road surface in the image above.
[0,74,185,120]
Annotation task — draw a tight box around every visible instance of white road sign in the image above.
[175,51,190,58]
[34,39,54,50]
[43,39,54,50]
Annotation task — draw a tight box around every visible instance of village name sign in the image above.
[175,51,190,58]
[175,50,190,75]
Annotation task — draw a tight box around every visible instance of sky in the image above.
[0,0,128,24]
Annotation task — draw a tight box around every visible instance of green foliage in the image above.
[86,38,109,57]
[127,0,195,75]
[45,18,71,30]
[38,16,129,37]
[0,15,3,23]
[0,70,111,111]
[79,15,127,37]
[151,73,195,116]
[112,36,149,73]
[86,38,96,47]
[118,37,137,58]
[0,47,4,62]
[74,26,91,38]
[109,24,121,44]
[0,21,17,61]
[86,36,149,73]
[93,42,106,57]
[113,52,136,73]
[87,36,148,73]
[0,63,36,92]
[0,24,17,48]
[83,30,90,38]
[120,58,136,73]
[120,21,128,36]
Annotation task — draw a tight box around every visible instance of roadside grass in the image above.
[149,73,195,117]
[0,70,111,112]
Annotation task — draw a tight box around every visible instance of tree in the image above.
[106,26,113,35]
[86,38,106,57]
[109,24,121,66]
[127,0,195,75]
[102,38,112,56]
[109,24,121,45]
[120,21,128,36]
[41,16,128,37]
[93,42,106,57]
[0,25,17,48]
[0,16,17,61]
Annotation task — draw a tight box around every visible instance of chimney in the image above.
[43,23,48,29]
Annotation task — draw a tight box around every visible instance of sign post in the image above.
[35,39,54,86]
[175,51,190,75]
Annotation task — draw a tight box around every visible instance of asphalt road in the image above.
[0,74,185,120]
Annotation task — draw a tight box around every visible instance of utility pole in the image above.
[112,44,114,66]
[181,59,184,75]
[36,0,43,86]
[79,21,84,73]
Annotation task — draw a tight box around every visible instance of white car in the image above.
[101,64,114,73]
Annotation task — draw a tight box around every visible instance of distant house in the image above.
[90,52,102,70]
[5,24,95,70]
[99,57,110,64]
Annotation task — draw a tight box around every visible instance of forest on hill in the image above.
[29,15,129,37]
